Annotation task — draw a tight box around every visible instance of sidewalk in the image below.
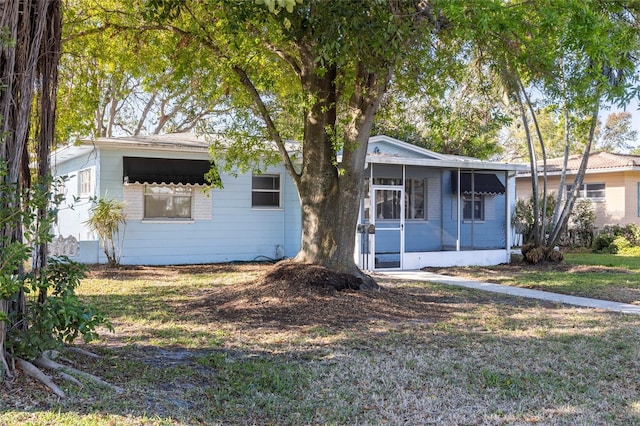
[380,270,640,316]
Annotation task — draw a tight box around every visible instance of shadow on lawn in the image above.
[7,261,640,424]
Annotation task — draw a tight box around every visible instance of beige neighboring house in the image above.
[516,151,640,230]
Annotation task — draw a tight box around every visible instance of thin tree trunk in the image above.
[552,58,570,229]
[519,79,549,245]
[515,87,541,245]
[547,104,599,249]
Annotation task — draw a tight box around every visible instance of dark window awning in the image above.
[451,172,505,195]
[123,157,212,185]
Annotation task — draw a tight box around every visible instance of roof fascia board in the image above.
[91,138,209,154]
[366,155,528,171]
[518,166,640,177]
[368,135,453,160]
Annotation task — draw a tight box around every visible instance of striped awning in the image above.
[451,172,505,195]
[123,157,211,185]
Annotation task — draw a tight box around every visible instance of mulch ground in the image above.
[178,261,460,328]
[88,259,567,330]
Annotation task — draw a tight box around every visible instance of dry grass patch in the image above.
[2,262,640,425]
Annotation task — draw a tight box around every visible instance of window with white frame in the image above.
[252,174,280,207]
[78,169,92,197]
[144,185,193,219]
[566,183,605,201]
[463,193,484,221]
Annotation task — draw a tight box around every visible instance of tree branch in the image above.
[233,65,301,187]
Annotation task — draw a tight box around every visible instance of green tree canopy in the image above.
[374,59,510,160]
[57,0,228,142]
[60,0,640,275]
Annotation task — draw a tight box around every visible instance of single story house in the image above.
[515,151,640,230]
[51,133,526,270]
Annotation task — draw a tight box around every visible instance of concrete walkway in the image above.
[380,270,640,316]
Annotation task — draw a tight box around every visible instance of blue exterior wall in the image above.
[51,149,99,242]
[54,145,302,265]
[366,164,508,257]
[442,170,507,250]
[54,136,515,267]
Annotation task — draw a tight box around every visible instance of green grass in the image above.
[452,252,640,304]
[2,261,640,424]
[565,252,640,270]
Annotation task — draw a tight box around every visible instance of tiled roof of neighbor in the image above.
[543,151,640,172]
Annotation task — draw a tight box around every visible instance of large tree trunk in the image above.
[292,49,387,289]
[0,0,61,378]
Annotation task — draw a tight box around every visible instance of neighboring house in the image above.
[515,151,640,230]
[51,133,525,270]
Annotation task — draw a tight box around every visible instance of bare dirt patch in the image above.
[180,261,459,329]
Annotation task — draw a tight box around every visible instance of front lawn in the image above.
[2,261,640,425]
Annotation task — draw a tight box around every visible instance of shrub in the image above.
[86,198,127,267]
[593,225,640,253]
[611,236,631,254]
[593,233,616,253]
[569,199,595,247]
[523,246,546,264]
[8,257,113,360]
[512,193,556,246]
[619,246,640,256]
[547,249,564,262]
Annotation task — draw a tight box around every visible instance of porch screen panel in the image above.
[449,171,507,250]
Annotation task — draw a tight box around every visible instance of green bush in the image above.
[86,198,127,267]
[593,234,616,253]
[619,246,640,256]
[570,199,595,247]
[612,236,632,253]
[0,161,112,363]
[593,225,640,253]
[8,257,113,360]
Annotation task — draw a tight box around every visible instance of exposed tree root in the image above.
[65,346,103,359]
[57,370,84,388]
[16,358,66,398]
[33,355,124,394]
[14,348,122,398]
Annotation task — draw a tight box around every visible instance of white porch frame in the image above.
[357,161,517,271]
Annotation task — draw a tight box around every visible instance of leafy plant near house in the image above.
[594,224,640,254]
[7,257,113,360]
[514,194,595,262]
[568,199,596,247]
[0,161,115,396]
[512,193,557,247]
[86,198,127,267]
